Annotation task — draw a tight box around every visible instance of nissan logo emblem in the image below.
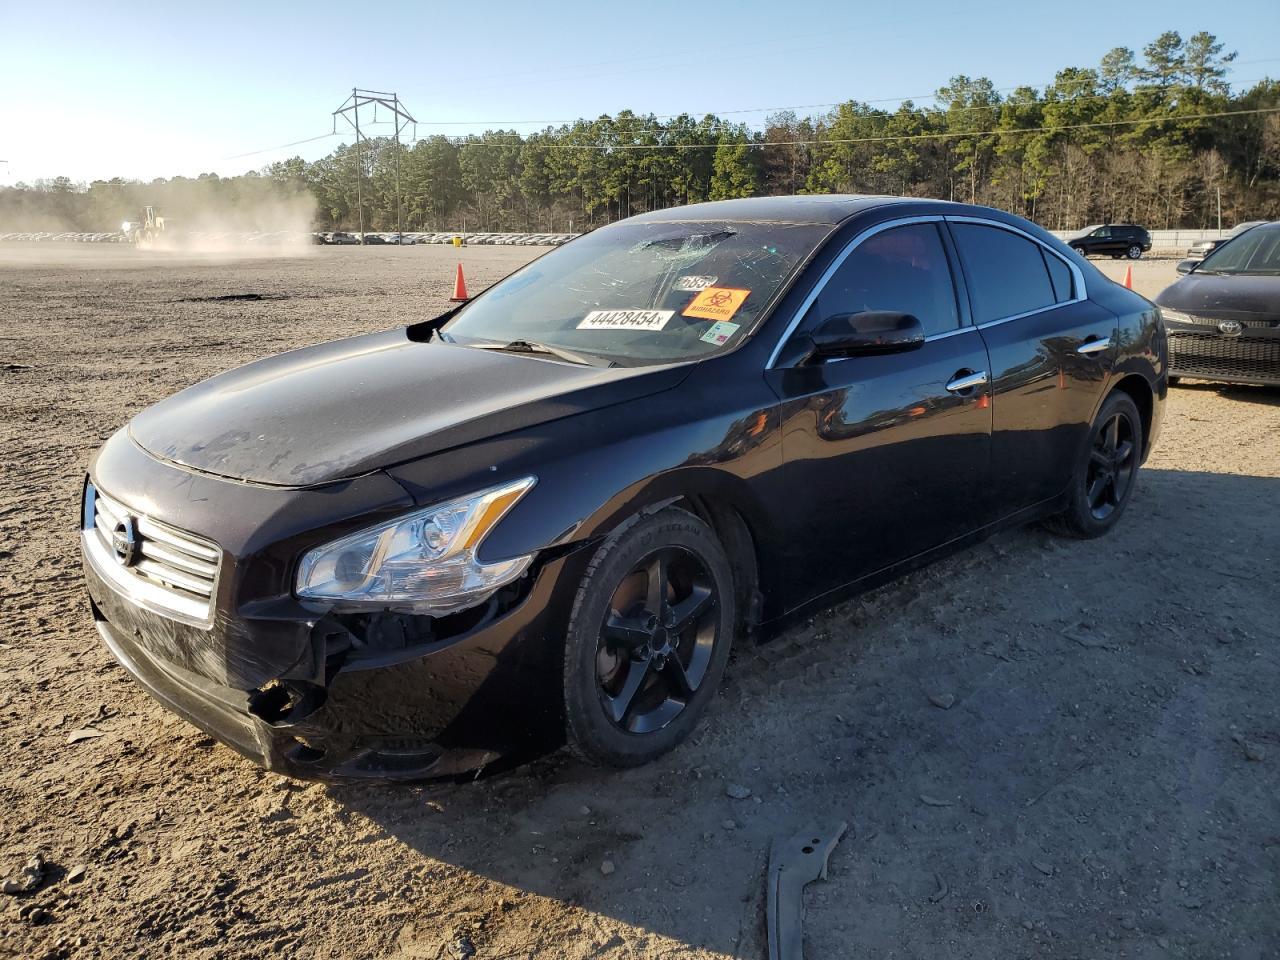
[111,516,140,567]
[1218,320,1243,337]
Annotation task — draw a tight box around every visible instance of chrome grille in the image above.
[82,483,220,627]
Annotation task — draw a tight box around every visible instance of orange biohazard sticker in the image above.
[682,286,750,322]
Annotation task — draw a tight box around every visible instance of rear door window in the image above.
[950,223,1058,324]
[811,223,960,337]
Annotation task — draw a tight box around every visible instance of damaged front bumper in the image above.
[84,546,586,780]
[80,430,587,781]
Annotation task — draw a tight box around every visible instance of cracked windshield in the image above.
[442,221,832,364]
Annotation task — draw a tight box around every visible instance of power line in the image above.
[409,105,1280,151]
[222,132,337,161]
[219,66,1280,164]
[394,58,1280,127]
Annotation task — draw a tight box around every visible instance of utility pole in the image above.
[333,89,416,239]
[1216,186,1222,233]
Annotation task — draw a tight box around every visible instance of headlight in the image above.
[296,476,536,614]
[1160,308,1194,324]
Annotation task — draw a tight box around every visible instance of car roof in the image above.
[619,196,1073,255]
[626,194,915,225]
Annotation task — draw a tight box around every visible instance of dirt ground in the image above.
[1,245,1277,960]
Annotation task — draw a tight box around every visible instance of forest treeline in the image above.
[4,30,1279,234]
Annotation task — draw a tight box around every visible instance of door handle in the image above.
[945,370,989,393]
[1076,337,1112,356]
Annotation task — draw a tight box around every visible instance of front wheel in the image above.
[1072,245,1087,258]
[1127,245,1143,259]
[563,507,735,767]
[1047,391,1143,539]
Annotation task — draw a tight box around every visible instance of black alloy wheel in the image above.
[1085,410,1137,520]
[595,547,718,734]
[563,508,735,766]
[1047,391,1143,539]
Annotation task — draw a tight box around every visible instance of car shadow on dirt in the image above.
[325,468,1279,957]
[1173,382,1280,406]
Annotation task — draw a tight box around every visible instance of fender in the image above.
[386,362,794,612]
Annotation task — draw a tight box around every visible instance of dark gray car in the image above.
[1158,222,1280,386]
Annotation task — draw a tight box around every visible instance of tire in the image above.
[1127,245,1143,259]
[1071,245,1087,258]
[1046,391,1143,539]
[563,507,735,767]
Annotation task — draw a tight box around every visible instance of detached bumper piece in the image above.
[1168,331,1280,386]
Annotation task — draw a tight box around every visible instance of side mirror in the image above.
[807,311,925,360]
[1175,259,1199,275]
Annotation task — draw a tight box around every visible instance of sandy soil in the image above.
[1,245,1277,960]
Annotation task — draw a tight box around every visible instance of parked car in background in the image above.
[361,234,388,245]
[325,232,360,245]
[79,196,1165,781]
[1158,221,1280,386]
[1185,221,1266,259]
[1067,224,1152,260]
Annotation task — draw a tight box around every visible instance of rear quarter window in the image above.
[1042,250,1074,303]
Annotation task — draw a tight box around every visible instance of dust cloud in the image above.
[127,190,319,256]
[1,177,320,259]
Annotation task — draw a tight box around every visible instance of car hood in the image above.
[129,328,689,486]
[1155,272,1280,321]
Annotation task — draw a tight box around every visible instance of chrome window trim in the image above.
[765,213,1089,369]
[923,326,973,343]
[822,324,981,366]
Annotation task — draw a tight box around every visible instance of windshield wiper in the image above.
[469,339,614,367]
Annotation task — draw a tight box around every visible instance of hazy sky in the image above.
[2,0,1278,184]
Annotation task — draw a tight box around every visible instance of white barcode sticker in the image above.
[578,309,674,331]
[674,275,718,291]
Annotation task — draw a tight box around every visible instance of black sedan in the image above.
[1158,221,1280,386]
[80,196,1166,780]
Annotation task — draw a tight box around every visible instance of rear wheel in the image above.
[1127,244,1143,259]
[563,508,735,767]
[1047,391,1143,539]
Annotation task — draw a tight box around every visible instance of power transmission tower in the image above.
[333,89,416,238]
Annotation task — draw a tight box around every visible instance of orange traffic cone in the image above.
[450,263,470,301]
[1122,265,1133,289]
